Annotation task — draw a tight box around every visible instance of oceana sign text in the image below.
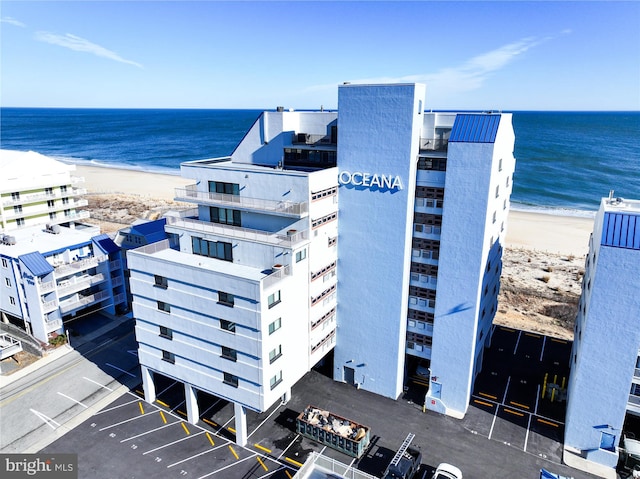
[338,171,403,190]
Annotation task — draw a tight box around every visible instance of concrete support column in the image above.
[234,402,248,447]
[141,366,156,403]
[185,383,199,424]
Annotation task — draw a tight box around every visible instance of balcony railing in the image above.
[419,137,449,152]
[39,280,56,293]
[110,259,122,270]
[263,265,291,289]
[629,394,640,406]
[54,255,107,276]
[0,334,23,360]
[291,133,336,146]
[2,185,87,207]
[42,299,59,312]
[57,273,106,296]
[174,186,308,217]
[49,210,90,225]
[59,289,111,314]
[46,318,63,332]
[165,216,309,246]
[635,368,640,378]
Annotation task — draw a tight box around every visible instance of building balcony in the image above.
[408,296,436,313]
[413,225,442,241]
[48,210,90,225]
[110,259,122,270]
[411,249,439,266]
[59,289,111,314]
[407,320,434,336]
[39,280,56,293]
[419,137,449,152]
[57,273,107,296]
[46,318,63,333]
[409,272,437,289]
[263,265,291,289]
[628,395,640,416]
[42,298,59,313]
[2,186,87,207]
[406,343,432,360]
[71,176,85,185]
[0,334,23,360]
[54,255,107,277]
[291,132,336,146]
[174,185,308,218]
[111,275,124,288]
[165,216,309,246]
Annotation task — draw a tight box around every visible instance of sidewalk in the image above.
[0,312,133,389]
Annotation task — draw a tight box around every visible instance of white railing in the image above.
[46,318,63,332]
[293,452,376,479]
[57,273,106,296]
[39,280,56,293]
[132,239,170,255]
[263,265,291,289]
[59,289,111,313]
[42,299,59,312]
[54,255,107,276]
[49,210,90,224]
[0,334,23,360]
[165,216,309,246]
[174,186,308,217]
[2,191,57,206]
[71,176,85,184]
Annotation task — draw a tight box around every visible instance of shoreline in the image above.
[74,164,594,256]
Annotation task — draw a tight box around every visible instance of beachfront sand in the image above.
[75,164,594,340]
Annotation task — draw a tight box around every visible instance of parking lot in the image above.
[466,326,571,463]
[41,324,597,479]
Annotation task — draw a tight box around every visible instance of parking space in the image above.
[468,326,570,463]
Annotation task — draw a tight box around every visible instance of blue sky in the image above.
[2,1,639,110]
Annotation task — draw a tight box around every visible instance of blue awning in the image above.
[601,212,640,249]
[18,252,54,277]
[93,234,120,255]
[449,114,501,143]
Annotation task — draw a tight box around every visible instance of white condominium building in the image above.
[128,83,515,445]
[564,195,640,478]
[0,150,127,344]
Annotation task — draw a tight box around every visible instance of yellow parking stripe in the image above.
[500,327,515,332]
[159,411,167,424]
[509,401,530,409]
[206,432,215,446]
[537,418,560,427]
[229,445,239,460]
[138,402,144,415]
[156,400,169,407]
[525,333,540,338]
[285,457,303,467]
[254,444,272,454]
[181,422,190,435]
[135,389,144,396]
[504,408,524,417]
[285,471,293,479]
[551,338,567,344]
[177,410,187,417]
[203,418,218,427]
[479,392,498,400]
[257,457,268,471]
[473,399,494,408]
[228,427,236,433]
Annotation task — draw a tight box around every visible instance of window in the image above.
[64,209,71,217]
[269,345,282,364]
[498,158,503,171]
[11,192,20,201]
[62,197,69,205]
[600,432,616,452]
[220,319,236,333]
[295,249,307,262]
[223,372,238,387]
[210,207,241,226]
[268,318,281,335]
[45,187,53,195]
[506,176,510,187]
[157,301,170,313]
[311,212,337,229]
[162,350,175,364]
[218,291,234,307]
[221,346,237,361]
[495,185,499,198]
[16,218,25,226]
[9,296,16,305]
[311,186,338,201]
[49,212,57,219]
[268,290,281,309]
[159,326,173,339]
[14,205,23,214]
[417,158,447,171]
[328,236,337,247]
[1,258,7,268]
[5,277,11,287]
[209,181,239,195]
[192,237,233,262]
[154,275,168,289]
[60,185,68,193]
[492,211,496,224]
[270,371,283,390]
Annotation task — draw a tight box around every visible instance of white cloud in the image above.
[1,17,26,27]
[35,31,143,68]
[305,34,561,99]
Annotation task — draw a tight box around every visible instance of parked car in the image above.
[432,463,463,479]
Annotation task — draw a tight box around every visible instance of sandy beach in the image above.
[76,163,595,340]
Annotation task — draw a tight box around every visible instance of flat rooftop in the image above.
[0,223,100,257]
[603,196,640,214]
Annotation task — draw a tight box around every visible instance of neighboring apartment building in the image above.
[128,83,515,445]
[564,195,640,478]
[0,150,127,343]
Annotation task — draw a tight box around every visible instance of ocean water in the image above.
[1,108,638,216]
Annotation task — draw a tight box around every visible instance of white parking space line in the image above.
[488,405,499,440]
[171,400,186,413]
[167,443,226,468]
[127,349,138,356]
[57,392,88,409]
[200,398,224,417]
[277,434,300,460]
[120,421,179,442]
[106,363,136,378]
[99,411,155,431]
[256,466,293,479]
[83,376,113,391]
[524,411,533,452]
[513,330,522,354]
[539,336,547,361]
[248,401,283,439]
[534,384,541,416]
[197,453,257,479]
[142,431,205,455]
[95,398,141,415]
[30,408,61,429]
[502,376,511,404]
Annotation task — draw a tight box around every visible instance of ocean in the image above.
[1,108,638,216]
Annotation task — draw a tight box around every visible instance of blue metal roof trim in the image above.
[18,252,54,277]
[94,235,120,255]
[601,212,640,250]
[130,219,167,237]
[449,114,500,143]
